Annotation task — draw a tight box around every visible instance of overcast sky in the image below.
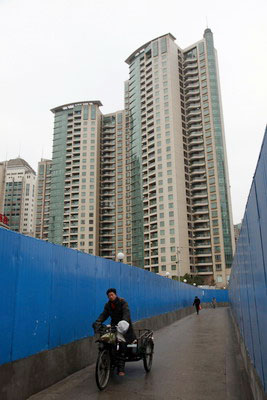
[0,0,266,224]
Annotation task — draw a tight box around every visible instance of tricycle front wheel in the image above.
[95,349,111,390]
[143,340,153,372]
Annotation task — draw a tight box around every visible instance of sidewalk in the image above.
[29,307,253,400]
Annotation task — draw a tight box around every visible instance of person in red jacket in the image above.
[193,296,201,315]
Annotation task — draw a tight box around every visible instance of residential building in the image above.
[1,158,36,236]
[125,29,235,286]
[47,102,132,260]
[34,159,52,240]
[48,101,102,254]
[44,28,234,287]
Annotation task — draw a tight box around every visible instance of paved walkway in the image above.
[28,307,253,400]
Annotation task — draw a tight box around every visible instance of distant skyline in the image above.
[0,0,266,224]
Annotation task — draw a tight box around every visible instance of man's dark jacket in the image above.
[193,297,201,308]
[95,297,136,342]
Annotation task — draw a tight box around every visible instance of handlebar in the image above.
[93,323,117,335]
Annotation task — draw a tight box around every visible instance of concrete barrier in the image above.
[230,309,267,400]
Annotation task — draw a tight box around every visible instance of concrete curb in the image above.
[229,308,267,400]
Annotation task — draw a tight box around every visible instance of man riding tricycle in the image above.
[92,288,154,390]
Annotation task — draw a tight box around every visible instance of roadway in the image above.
[28,307,253,400]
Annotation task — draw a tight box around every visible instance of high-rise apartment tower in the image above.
[125,29,235,286]
[48,102,131,260]
[1,158,36,236]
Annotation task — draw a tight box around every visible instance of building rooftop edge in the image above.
[50,101,103,113]
[5,158,36,175]
[125,33,176,64]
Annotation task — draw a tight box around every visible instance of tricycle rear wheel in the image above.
[143,340,153,372]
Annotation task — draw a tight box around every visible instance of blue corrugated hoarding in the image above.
[229,126,267,392]
[0,227,226,366]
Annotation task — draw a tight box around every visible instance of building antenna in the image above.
[206,16,209,28]
[18,143,21,158]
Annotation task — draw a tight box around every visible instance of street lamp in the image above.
[165,271,170,278]
[193,283,196,286]
[183,279,187,283]
[117,252,124,263]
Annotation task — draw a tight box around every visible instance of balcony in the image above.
[189,146,204,154]
[186,95,201,104]
[191,192,208,200]
[190,175,206,182]
[187,109,201,119]
[188,123,202,133]
[188,131,203,139]
[192,207,209,214]
[194,241,211,247]
[183,59,198,69]
[190,153,205,161]
[191,168,206,175]
[191,184,207,191]
[195,267,213,274]
[185,89,200,99]
[190,160,205,167]
[192,199,209,207]
[194,223,210,231]
[185,82,200,92]
[194,233,211,239]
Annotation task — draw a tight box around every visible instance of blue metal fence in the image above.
[201,288,228,303]
[0,227,226,366]
[229,126,267,392]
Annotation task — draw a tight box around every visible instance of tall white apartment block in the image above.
[48,102,131,260]
[125,29,234,286]
[2,158,36,236]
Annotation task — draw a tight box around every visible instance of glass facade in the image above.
[48,111,68,244]
[204,28,233,268]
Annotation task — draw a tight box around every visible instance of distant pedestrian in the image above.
[212,297,217,309]
[193,296,201,315]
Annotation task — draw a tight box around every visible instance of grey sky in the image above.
[0,0,266,224]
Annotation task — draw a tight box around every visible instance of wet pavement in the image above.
[28,307,253,400]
